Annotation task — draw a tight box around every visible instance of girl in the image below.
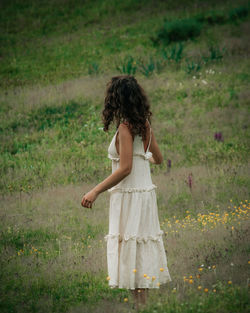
[81,75,172,310]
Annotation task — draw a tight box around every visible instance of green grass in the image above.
[0,0,250,312]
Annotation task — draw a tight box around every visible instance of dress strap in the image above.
[146,119,152,153]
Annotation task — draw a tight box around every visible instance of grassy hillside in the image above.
[0,0,250,312]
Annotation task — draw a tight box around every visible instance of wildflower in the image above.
[189,279,194,284]
[106,276,110,281]
[198,267,203,272]
[197,286,202,290]
[133,269,137,273]
[152,276,156,281]
[189,275,193,279]
[204,288,208,292]
[212,265,216,269]
[157,282,160,287]
[160,268,164,272]
[143,274,147,277]
[213,289,216,292]
[230,199,233,202]
[146,276,150,280]
[248,261,250,264]
[196,274,201,278]
[124,298,128,302]
[202,80,208,85]
[193,76,196,79]
[228,280,232,284]
[230,262,234,266]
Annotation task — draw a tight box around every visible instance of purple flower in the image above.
[167,159,171,169]
[188,173,193,189]
[214,132,224,142]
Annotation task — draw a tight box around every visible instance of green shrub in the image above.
[195,10,227,25]
[228,6,249,22]
[154,18,202,46]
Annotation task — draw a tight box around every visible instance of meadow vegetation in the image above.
[0,0,249,312]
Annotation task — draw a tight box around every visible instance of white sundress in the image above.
[104,122,172,289]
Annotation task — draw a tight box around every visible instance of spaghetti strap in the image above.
[146,119,152,153]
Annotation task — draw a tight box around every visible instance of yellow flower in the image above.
[160,268,164,272]
[228,280,232,284]
[152,276,156,281]
[146,276,150,280]
[198,267,203,272]
[248,261,250,264]
[212,265,216,269]
[230,199,232,202]
[143,273,147,277]
[138,290,141,293]
[124,297,128,302]
[213,289,216,293]
[189,275,193,279]
[204,288,208,292]
[133,269,137,273]
[189,279,194,284]
[106,276,110,281]
[157,282,160,287]
[196,274,201,279]
[197,286,202,290]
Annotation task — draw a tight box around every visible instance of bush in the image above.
[194,10,227,25]
[154,18,202,46]
[228,6,249,22]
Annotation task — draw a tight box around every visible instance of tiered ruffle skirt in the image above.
[104,185,172,289]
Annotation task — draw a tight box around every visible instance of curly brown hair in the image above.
[102,75,152,141]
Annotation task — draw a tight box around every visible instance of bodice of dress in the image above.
[107,124,157,193]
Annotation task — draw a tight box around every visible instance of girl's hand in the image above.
[81,189,98,209]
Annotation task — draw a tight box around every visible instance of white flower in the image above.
[200,264,204,267]
[202,80,208,85]
[230,262,234,266]
[193,76,196,79]
[194,83,197,86]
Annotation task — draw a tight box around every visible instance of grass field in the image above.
[0,0,250,312]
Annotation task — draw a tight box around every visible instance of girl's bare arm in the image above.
[93,123,133,193]
[81,123,133,208]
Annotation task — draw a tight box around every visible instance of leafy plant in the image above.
[115,55,137,75]
[137,56,156,77]
[184,58,202,74]
[202,45,227,62]
[87,62,100,75]
[160,42,184,63]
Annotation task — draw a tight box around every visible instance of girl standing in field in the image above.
[81,75,172,310]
